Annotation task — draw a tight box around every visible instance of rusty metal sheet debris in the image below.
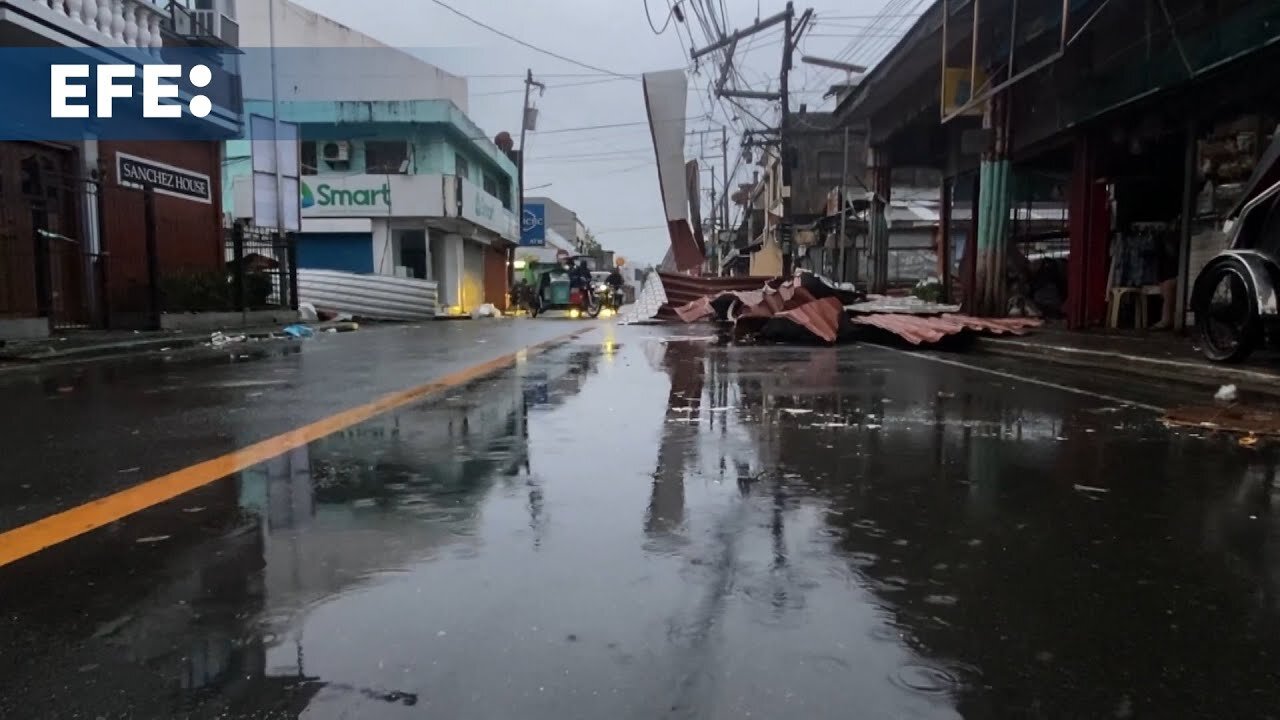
[1163,405,1280,437]
[848,296,963,314]
[657,272,777,319]
[670,272,859,344]
[849,314,1041,345]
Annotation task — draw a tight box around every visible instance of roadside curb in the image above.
[975,337,1280,397]
[0,327,299,374]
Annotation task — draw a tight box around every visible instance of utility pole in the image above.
[691,3,811,276]
[516,69,544,296]
[267,0,284,238]
[709,169,717,274]
[837,125,849,283]
[721,125,729,263]
[779,1,795,276]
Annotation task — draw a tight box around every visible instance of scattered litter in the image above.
[1073,484,1111,494]
[182,507,205,514]
[298,302,320,323]
[117,467,140,474]
[782,408,813,415]
[864,424,883,430]
[159,347,171,352]
[1215,384,1239,403]
[283,324,315,338]
[471,303,499,319]
[209,331,245,347]
[135,535,171,544]
[1239,434,1260,448]
[324,328,338,334]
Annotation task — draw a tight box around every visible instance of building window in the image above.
[300,141,317,175]
[816,151,843,182]
[483,173,498,197]
[498,177,512,210]
[365,141,410,174]
[455,153,470,180]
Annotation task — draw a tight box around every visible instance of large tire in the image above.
[1194,261,1261,363]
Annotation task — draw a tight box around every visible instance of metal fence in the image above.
[225,223,299,313]
[0,153,110,331]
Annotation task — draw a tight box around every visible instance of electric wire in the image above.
[428,0,638,79]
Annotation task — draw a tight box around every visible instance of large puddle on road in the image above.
[3,326,1280,719]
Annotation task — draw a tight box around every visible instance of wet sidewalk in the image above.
[977,326,1280,395]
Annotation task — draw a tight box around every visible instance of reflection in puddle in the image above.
[6,331,1280,719]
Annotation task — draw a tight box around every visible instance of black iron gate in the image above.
[0,143,107,331]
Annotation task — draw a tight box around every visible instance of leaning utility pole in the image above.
[693,2,810,277]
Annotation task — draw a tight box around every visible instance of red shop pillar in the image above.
[1067,135,1111,329]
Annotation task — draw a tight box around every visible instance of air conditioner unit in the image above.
[170,7,194,35]
[323,141,351,163]
[189,8,240,46]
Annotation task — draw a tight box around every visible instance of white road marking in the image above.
[872,345,1165,413]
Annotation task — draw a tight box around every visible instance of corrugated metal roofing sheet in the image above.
[850,314,1041,345]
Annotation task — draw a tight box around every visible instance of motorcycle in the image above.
[1190,131,1280,362]
[595,281,625,314]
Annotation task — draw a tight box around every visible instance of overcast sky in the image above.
[293,0,921,265]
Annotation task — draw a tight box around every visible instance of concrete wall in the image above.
[235,0,469,112]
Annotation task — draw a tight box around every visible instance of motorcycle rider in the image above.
[605,266,625,307]
[569,260,595,305]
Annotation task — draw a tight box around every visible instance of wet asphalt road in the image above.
[2,321,1280,719]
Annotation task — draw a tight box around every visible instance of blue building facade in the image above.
[225,99,519,314]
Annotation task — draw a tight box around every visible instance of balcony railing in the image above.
[26,0,169,50]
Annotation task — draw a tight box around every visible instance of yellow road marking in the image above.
[0,328,594,568]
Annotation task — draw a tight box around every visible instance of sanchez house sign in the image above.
[116,152,212,205]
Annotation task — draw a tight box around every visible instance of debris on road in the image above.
[659,270,1039,346]
[849,313,1041,345]
[670,272,861,344]
[1215,384,1239,403]
[1163,405,1280,437]
[282,324,315,339]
